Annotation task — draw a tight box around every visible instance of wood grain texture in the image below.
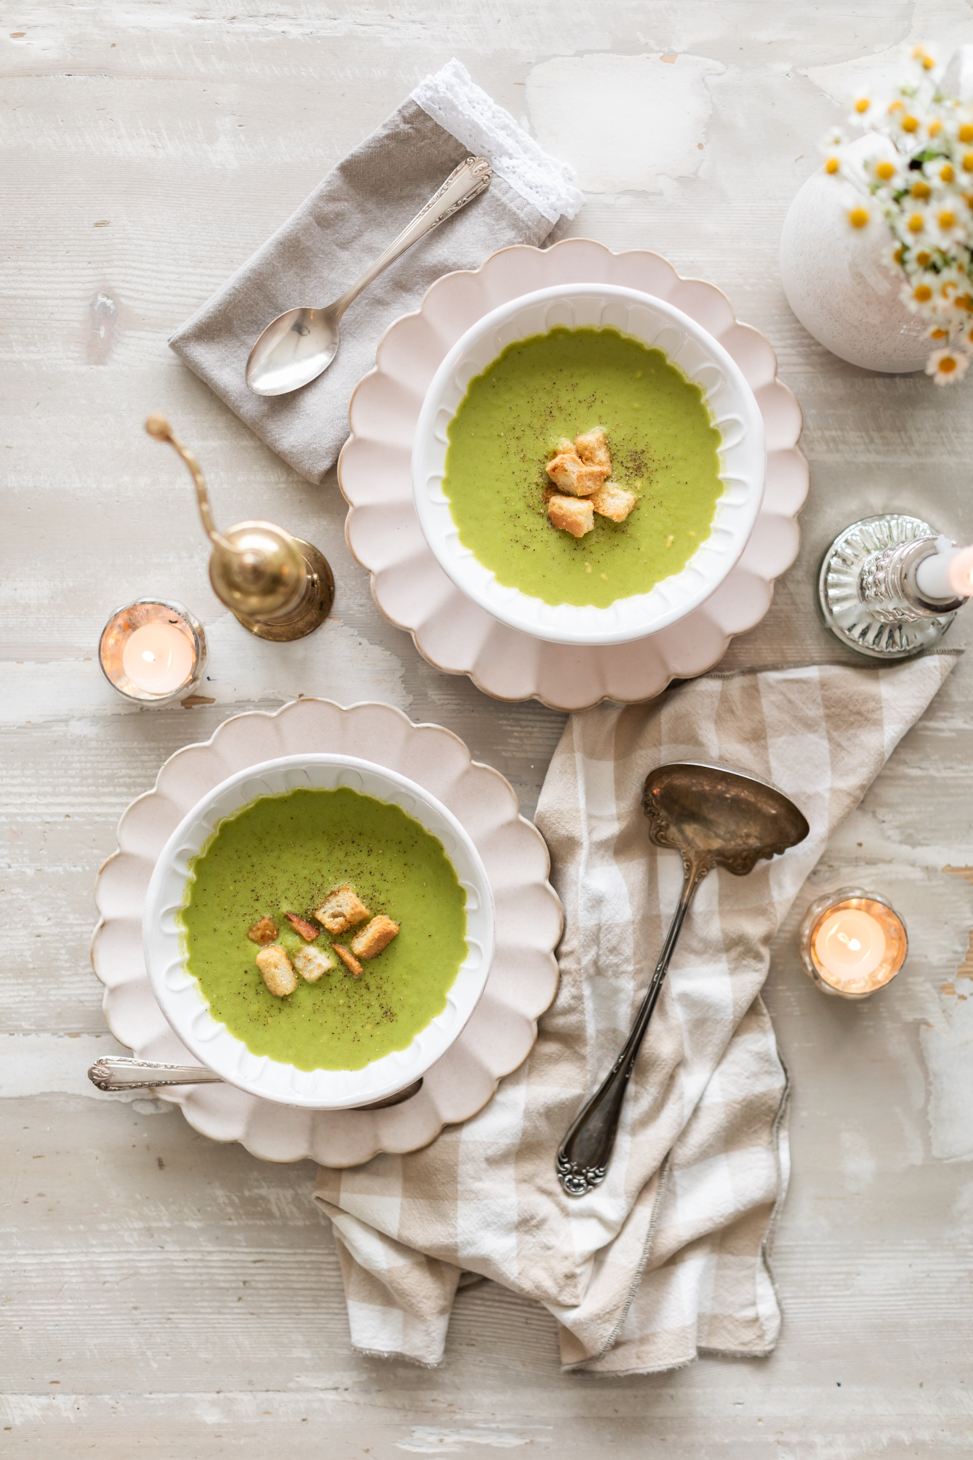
[4,1,973,1454]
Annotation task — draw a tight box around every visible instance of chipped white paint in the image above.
[805,0,973,109]
[526,53,723,193]
[921,974,973,1160]
[396,1428,551,1454]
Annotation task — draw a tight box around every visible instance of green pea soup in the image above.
[442,325,724,608]
[177,785,468,1072]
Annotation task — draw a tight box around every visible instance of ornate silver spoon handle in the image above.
[88,1056,223,1090]
[555,857,707,1197]
[88,1056,424,1108]
[331,155,492,318]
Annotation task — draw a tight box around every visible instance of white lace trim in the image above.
[411,58,582,225]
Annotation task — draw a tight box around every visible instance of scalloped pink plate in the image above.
[338,239,807,710]
[91,700,562,1167]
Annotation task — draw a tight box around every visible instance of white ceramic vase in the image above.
[779,134,929,373]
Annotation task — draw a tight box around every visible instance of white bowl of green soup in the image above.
[412,284,766,645]
[143,754,495,1109]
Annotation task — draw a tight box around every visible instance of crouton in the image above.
[350,915,400,960]
[555,436,576,456]
[313,884,372,935]
[590,481,637,523]
[247,916,279,946]
[333,943,363,976]
[574,427,612,475]
[545,451,608,498]
[255,944,297,997]
[548,494,595,538]
[294,944,335,983]
[285,910,322,942]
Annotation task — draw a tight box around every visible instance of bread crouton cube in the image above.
[545,451,608,498]
[285,910,322,942]
[350,915,400,960]
[294,945,335,983]
[314,884,371,935]
[255,944,297,997]
[590,481,637,523]
[333,943,363,976]
[555,436,576,456]
[548,494,595,538]
[574,427,612,475]
[247,916,279,946]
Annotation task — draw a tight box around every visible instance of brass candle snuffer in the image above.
[144,414,334,641]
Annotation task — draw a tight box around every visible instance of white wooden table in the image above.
[5,4,973,1455]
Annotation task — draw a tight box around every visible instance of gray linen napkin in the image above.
[314,656,957,1372]
[169,59,582,484]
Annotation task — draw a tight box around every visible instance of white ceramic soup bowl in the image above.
[412,283,766,646]
[142,753,495,1110]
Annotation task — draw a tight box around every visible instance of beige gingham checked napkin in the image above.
[314,656,956,1372]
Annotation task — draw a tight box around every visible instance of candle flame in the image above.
[141,650,157,664]
[837,932,862,951]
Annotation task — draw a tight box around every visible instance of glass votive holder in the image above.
[99,599,207,705]
[799,886,908,999]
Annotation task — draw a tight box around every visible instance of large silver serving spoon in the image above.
[246,155,492,396]
[89,1057,421,1109]
[556,762,809,1197]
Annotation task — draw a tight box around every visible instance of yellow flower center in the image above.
[963,151,973,172]
[931,328,948,339]
[848,207,870,228]
[907,212,925,232]
[825,157,840,175]
[957,294,973,310]
[876,160,896,181]
[901,115,919,133]
[912,180,931,198]
[929,119,943,135]
[939,355,958,373]
[941,163,955,182]
[889,100,905,114]
[938,210,957,228]
[914,284,933,301]
[916,250,932,266]
[960,123,973,143]
[894,246,906,264]
[922,55,936,71]
[854,97,870,114]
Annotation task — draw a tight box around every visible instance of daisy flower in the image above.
[925,347,969,383]
[823,46,973,384]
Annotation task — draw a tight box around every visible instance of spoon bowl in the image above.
[557,761,809,1196]
[642,762,810,875]
[246,307,341,397]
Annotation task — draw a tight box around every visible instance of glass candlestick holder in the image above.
[799,886,908,999]
[99,599,207,705]
[818,513,966,659]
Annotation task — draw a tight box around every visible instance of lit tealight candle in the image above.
[799,888,907,999]
[99,600,206,704]
[121,622,196,694]
[813,908,887,982]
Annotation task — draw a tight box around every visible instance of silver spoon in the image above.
[89,1056,422,1108]
[556,762,809,1197]
[246,155,493,397]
